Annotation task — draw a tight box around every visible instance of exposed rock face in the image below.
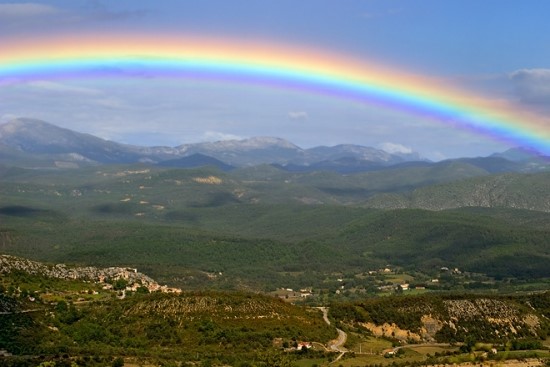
[360,322,423,342]
[421,315,444,341]
[354,296,545,343]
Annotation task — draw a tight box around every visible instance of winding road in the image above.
[318,307,348,363]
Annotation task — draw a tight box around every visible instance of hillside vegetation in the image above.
[0,258,334,366]
[367,172,550,211]
[1,257,549,366]
[0,293,333,365]
[331,293,550,344]
[1,202,549,292]
[1,163,549,211]
[0,162,549,293]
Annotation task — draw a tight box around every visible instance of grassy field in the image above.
[347,335,393,355]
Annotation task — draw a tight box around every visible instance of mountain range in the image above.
[1,118,550,293]
[3,118,546,173]
[0,118,420,168]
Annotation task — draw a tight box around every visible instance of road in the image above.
[317,307,348,363]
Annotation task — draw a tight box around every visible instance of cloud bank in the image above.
[379,142,413,154]
[510,69,550,105]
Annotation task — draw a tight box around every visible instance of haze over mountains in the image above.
[1,118,546,173]
[1,117,549,215]
[0,118,417,168]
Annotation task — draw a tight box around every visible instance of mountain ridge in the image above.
[1,118,547,174]
[0,118,426,168]
[0,118,416,166]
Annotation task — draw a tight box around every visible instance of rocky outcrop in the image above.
[350,295,547,343]
[360,322,423,342]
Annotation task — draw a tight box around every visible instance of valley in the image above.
[1,255,549,367]
[1,161,549,293]
[0,119,549,366]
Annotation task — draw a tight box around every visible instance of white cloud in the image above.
[509,69,550,104]
[378,142,412,154]
[27,81,101,95]
[288,111,308,120]
[203,131,243,142]
[0,3,60,17]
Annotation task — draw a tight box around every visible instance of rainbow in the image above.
[1,33,549,154]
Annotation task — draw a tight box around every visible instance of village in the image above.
[269,264,487,304]
[0,254,181,302]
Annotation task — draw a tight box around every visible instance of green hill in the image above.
[331,292,550,344]
[366,171,550,211]
[0,292,333,365]
[1,255,549,366]
[0,258,334,365]
[1,204,549,292]
[336,208,550,279]
[1,164,549,293]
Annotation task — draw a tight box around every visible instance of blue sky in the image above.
[1,0,549,159]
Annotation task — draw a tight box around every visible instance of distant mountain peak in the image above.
[178,136,301,152]
[492,147,548,162]
[1,118,63,136]
[157,153,234,171]
[0,118,143,164]
[0,117,432,170]
[0,118,93,150]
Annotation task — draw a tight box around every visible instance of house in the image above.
[297,342,312,351]
[126,284,140,292]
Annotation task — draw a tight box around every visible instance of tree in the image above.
[112,357,124,367]
[136,286,149,294]
[113,278,128,291]
[460,335,476,353]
